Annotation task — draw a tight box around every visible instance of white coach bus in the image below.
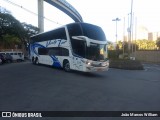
[29,22,109,72]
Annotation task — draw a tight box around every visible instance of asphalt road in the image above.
[0,62,160,119]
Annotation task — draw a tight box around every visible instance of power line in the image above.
[2,0,62,25]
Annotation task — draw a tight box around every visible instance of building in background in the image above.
[148,32,160,41]
[136,25,148,40]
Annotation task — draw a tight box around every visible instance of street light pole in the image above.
[112,18,121,44]
[128,0,133,53]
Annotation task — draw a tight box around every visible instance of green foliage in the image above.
[136,39,157,50]
[0,12,25,40]
[1,34,20,49]
[0,12,39,49]
[107,41,114,50]
[21,22,39,40]
[115,39,157,51]
[108,50,122,59]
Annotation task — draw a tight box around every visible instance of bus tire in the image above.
[63,60,70,72]
[17,59,22,62]
[35,57,39,65]
[32,57,35,64]
[0,59,2,64]
[7,59,12,63]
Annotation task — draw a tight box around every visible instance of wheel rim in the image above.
[7,60,10,63]
[36,58,39,64]
[0,59,2,64]
[65,62,70,71]
[32,58,34,63]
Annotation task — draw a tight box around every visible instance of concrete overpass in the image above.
[38,0,83,32]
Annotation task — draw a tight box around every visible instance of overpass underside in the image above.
[38,0,83,32]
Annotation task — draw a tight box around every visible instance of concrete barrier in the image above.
[131,50,160,63]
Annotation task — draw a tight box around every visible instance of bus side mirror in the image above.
[72,36,90,47]
[85,37,90,47]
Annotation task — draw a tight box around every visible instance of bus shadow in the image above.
[70,70,106,78]
[35,64,106,78]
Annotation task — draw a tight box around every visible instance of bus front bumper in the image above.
[86,63,109,72]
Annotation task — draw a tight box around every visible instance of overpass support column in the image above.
[38,0,44,32]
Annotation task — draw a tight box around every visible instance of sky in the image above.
[1,0,160,42]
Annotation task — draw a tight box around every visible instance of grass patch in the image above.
[109,59,144,70]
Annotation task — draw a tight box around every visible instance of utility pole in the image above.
[134,17,137,58]
[128,0,133,53]
[112,17,121,45]
[123,17,126,57]
[38,0,44,33]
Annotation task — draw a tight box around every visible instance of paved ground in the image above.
[0,62,160,119]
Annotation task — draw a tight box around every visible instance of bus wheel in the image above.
[0,59,2,64]
[35,57,39,65]
[63,60,70,72]
[32,57,35,64]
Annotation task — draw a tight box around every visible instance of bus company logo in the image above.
[46,40,57,47]
[46,39,67,47]
[2,112,11,117]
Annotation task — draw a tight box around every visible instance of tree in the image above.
[21,22,39,42]
[21,22,39,50]
[116,41,138,53]
[0,12,39,49]
[136,39,157,50]
[156,37,160,50]
[0,13,26,43]
[0,13,22,36]
[107,41,114,50]
[0,6,11,14]
[0,34,20,49]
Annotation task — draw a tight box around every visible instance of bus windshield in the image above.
[86,43,108,61]
[68,23,108,61]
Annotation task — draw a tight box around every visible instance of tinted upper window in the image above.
[67,23,106,44]
[80,23,106,41]
[67,23,82,37]
[31,28,67,43]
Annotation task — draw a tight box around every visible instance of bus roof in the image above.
[30,22,105,43]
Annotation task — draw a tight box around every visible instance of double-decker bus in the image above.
[29,22,109,72]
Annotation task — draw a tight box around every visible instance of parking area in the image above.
[0,61,160,113]
[143,63,160,71]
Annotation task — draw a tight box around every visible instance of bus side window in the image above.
[48,47,60,56]
[61,48,69,56]
[38,48,48,55]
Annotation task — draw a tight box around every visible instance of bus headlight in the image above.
[81,60,91,65]
[87,62,91,65]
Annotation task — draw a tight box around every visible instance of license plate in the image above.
[97,68,102,71]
